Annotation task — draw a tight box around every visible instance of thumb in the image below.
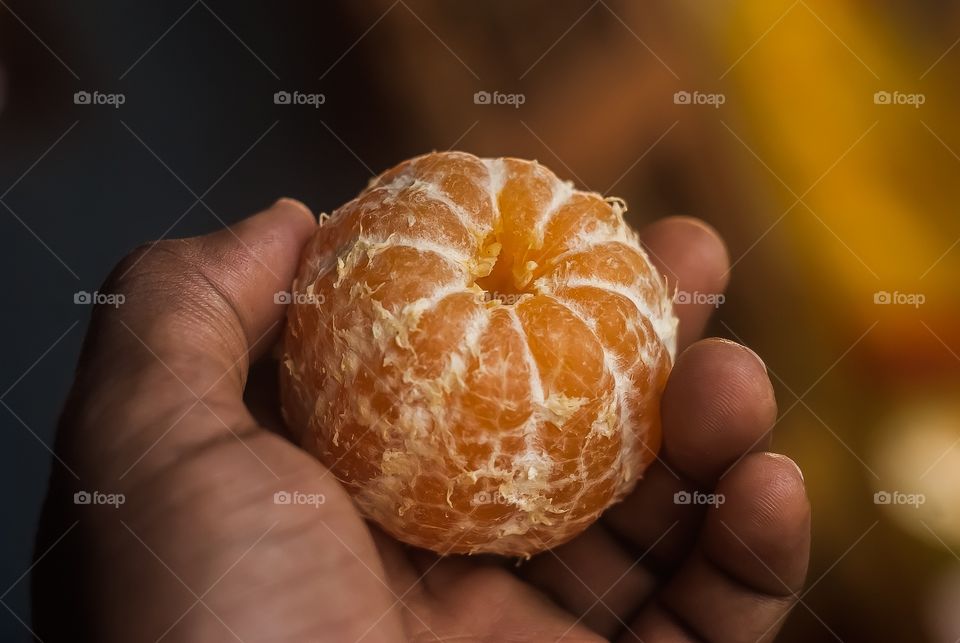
[67,198,315,474]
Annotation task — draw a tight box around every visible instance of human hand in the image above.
[34,200,809,642]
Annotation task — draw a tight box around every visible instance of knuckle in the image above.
[106,239,196,293]
[98,236,246,346]
[91,239,202,325]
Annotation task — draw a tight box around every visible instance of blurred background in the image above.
[2,1,959,641]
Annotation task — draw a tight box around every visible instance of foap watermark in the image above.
[673,490,725,508]
[74,90,125,108]
[274,90,326,108]
[74,290,125,308]
[472,490,509,506]
[874,290,925,308]
[476,291,526,306]
[673,90,726,108]
[273,490,326,508]
[873,90,925,108]
[674,290,725,308]
[474,90,525,108]
[274,290,326,305]
[873,490,925,508]
[74,490,125,508]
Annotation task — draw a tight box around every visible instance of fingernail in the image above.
[741,344,766,373]
[710,337,767,372]
[766,452,804,482]
[273,197,315,222]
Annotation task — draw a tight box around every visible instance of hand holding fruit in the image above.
[35,175,809,641]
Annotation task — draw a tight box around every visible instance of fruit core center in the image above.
[473,232,536,305]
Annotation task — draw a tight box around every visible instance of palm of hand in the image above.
[35,200,808,643]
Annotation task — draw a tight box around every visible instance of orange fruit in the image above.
[280,151,677,556]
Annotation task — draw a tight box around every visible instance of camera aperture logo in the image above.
[873,90,925,108]
[274,290,326,305]
[873,490,925,508]
[473,90,525,109]
[273,490,326,508]
[873,290,924,308]
[74,90,126,109]
[74,490,125,508]
[274,90,326,108]
[74,290,125,308]
[673,490,725,508]
[673,90,726,108]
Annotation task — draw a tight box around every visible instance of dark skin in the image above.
[34,199,809,642]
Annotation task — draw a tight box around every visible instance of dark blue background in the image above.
[0,3,419,639]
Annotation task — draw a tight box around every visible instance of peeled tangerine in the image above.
[280,151,677,557]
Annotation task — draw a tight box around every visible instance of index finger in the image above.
[640,216,730,350]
